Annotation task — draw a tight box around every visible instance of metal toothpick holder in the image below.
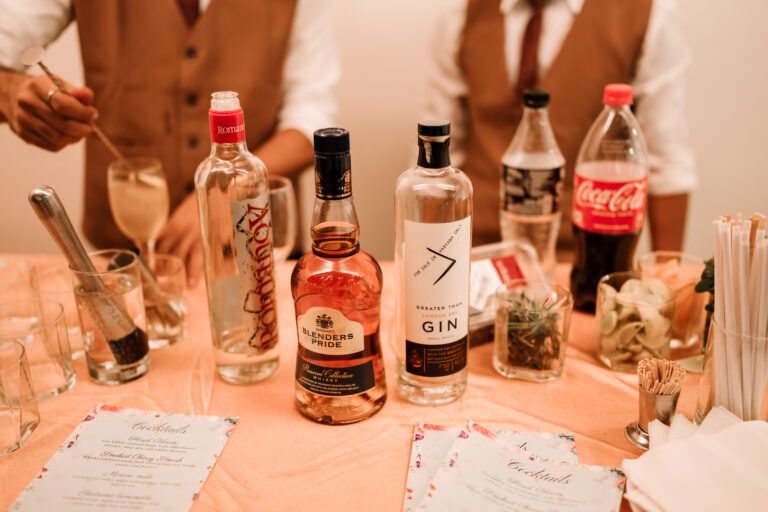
[625,388,680,450]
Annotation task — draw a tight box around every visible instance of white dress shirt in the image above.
[0,0,339,143]
[423,0,697,195]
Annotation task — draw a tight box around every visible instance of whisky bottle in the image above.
[291,128,387,424]
[195,91,279,384]
[395,122,473,405]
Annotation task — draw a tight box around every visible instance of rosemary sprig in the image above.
[503,294,562,371]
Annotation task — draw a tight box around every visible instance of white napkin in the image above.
[623,418,768,512]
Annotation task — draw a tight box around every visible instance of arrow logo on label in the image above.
[427,248,456,285]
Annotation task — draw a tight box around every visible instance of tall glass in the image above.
[107,157,169,266]
[269,176,297,263]
[0,300,75,399]
[0,339,39,456]
[638,251,707,352]
[71,250,150,385]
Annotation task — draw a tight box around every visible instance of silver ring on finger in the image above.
[45,88,59,111]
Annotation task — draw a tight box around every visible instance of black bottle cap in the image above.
[314,128,350,154]
[523,89,550,108]
[418,121,450,137]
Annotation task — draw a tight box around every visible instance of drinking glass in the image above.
[638,251,708,352]
[107,157,169,266]
[0,339,40,456]
[0,259,38,303]
[269,176,297,263]
[696,320,768,422]
[596,271,675,372]
[0,300,75,399]
[144,254,187,348]
[71,250,150,385]
[34,262,84,359]
[493,279,573,382]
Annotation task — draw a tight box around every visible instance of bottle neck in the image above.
[417,136,451,169]
[311,154,359,258]
[210,140,249,157]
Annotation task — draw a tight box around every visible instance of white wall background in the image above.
[1,0,766,261]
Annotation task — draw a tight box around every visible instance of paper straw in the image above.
[713,219,729,410]
[722,220,743,418]
[752,236,768,417]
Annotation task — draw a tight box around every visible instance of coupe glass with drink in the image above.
[107,157,169,266]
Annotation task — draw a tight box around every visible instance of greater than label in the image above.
[297,307,364,356]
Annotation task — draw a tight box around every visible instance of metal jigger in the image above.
[625,388,681,450]
[20,46,125,163]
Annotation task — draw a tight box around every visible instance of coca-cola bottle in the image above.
[500,89,564,279]
[570,84,649,313]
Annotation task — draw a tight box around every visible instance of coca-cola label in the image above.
[502,165,562,215]
[210,108,246,144]
[230,196,278,354]
[572,174,648,234]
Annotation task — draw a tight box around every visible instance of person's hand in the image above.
[156,193,203,287]
[6,73,97,152]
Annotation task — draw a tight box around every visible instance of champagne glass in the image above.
[269,176,297,263]
[107,157,169,267]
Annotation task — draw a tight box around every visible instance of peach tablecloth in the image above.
[0,257,699,511]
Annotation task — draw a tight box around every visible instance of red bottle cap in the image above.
[603,84,633,106]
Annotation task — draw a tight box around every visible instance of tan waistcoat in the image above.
[458,0,652,249]
[72,0,297,248]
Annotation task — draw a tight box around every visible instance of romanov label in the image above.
[230,196,278,354]
[572,174,647,235]
[502,165,563,215]
[404,217,470,377]
[297,307,364,356]
[210,108,246,144]
[295,357,375,397]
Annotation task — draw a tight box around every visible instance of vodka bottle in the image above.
[291,128,387,424]
[395,122,473,405]
[499,90,564,279]
[195,91,279,384]
[570,84,649,313]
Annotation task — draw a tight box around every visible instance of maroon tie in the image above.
[177,0,199,26]
[517,0,546,95]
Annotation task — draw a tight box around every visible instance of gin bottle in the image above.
[195,91,279,384]
[395,122,473,405]
[291,128,387,424]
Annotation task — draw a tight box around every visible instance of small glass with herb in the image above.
[493,279,573,382]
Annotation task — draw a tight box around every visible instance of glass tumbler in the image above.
[0,300,75,399]
[493,279,573,382]
[596,271,675,373]
[144,254,188,348]
[0,339,40,455]
[71,250,150,385]
[638,251,707,352]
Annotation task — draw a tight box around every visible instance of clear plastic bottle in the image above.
[195,91,279,384]
[499,90,564,280]
[570,83,650,313]
[395,122,473,405]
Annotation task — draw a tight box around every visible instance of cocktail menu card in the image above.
[10,405,238,511]
[404,421,625,512]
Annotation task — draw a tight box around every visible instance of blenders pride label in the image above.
[230,196,278,354]
[404,218,470,377]
[296,307,374,397]
[502,165,563,215]
[571,174,648,234]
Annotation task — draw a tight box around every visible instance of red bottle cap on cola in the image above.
[603,84,633,106]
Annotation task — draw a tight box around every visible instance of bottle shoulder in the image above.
[195,150,268,183]
[396,166,473,193]
[292,250,383,289]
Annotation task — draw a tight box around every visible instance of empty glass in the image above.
[34,262,84,359]
[0,339,40,455]
[269,176,297,263]
[0,259,37,303]
[144,254,187,348]
[0,300,75,399]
